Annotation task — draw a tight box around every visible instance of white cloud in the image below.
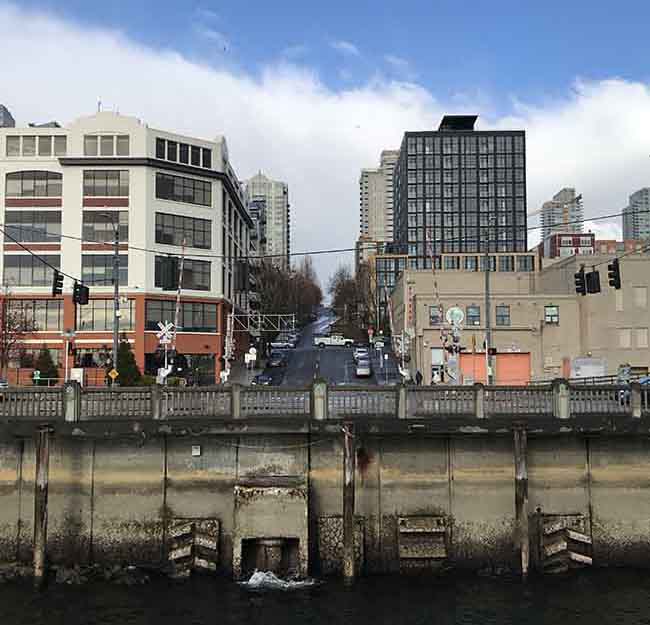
[1,4,649,284]
[193,24,230,50]
[384,54,417,81]
[330,39,361,57]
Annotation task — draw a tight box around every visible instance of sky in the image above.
[2,1,650,285]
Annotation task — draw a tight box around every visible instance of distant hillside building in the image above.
[623,188,650,241]
[540,188,583,240]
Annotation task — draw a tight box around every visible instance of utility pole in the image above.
[484,233,494,385]
[106,214,120,385]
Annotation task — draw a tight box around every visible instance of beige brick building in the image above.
[391,252,650,384]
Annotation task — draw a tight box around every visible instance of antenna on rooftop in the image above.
[97,97,102,113]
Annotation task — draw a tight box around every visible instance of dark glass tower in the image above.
[394,115,527,269]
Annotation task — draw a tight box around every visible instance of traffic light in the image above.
[72,282,90,305]
[608,258,621,290]
[586,269,601,294]
[574,267,586,296]
[51,270,64,296]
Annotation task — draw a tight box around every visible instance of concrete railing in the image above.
[0,379,647,422]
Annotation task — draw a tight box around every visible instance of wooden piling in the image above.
[342,423,356,583]
[33,427,51,589]
[513,427,529,578]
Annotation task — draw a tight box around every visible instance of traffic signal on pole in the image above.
[52,270,64,296]
[608,258,621,289]
[72,282,90,305]
[574,267,586,296]
[586,269,601,294]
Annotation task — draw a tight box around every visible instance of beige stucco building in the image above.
[391,252,650,384]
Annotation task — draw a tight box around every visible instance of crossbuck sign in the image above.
[156,321,175,345]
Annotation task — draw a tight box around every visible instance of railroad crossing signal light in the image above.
[72,282,90,305]
[586,269,601,294]
[574,267,586,296]
[51,270,64,296]
[608,258,621,289]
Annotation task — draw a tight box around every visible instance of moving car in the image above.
[314,334,354,348]
[353,346,369,362]
[355,358,372,378]
[251,374,273,385]
[268,351,287,368]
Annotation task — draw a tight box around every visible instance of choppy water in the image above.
[3,569,650,625]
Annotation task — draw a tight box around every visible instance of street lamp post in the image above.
[484,220,495,385]
[100,213,120,383]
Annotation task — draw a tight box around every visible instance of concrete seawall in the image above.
[1,427,649,577]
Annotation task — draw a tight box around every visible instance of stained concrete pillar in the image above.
[513,427,529,578]
[342,422,356,583]
[33,427,51,589]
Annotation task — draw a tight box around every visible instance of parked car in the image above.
[270,339,293,349]
[353,347,369,362]
[268,351,287,368]
[251,374,273,385]
[355,358,372,378]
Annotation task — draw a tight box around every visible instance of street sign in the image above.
[446,306,465,326]
[108,368,119,380]
[248,347,257,356]
[159,336,171,345]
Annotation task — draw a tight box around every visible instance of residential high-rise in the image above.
[380,149,399,240]
[244,172,290,269]
[0,110,255,384]
[623,188,650,241]
[540,188,583,240]
[0,105,15,128]
[359,168,384,239]
[394,115,527,270]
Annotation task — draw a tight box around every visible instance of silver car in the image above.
[355,358,372,378]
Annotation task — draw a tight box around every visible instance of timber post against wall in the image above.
[342,422,356,584]
[513,426,529,578]
[33,426,51,589]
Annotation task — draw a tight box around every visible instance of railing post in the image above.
[232,383,242,419]
[553,378,570,419]
[312,379,328,420]
[630,381,642,418]
[63,381,80,423]
[33,426,51,589]
[513,426,529,579]
[398,384,407,419]
[151,384,163,420]
[342,422,356,583]
[474,383,485,419]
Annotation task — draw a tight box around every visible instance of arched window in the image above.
[5,171,62,197]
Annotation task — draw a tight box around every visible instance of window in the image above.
[83,170,129,196]
[467,305,480,326]
[84,135,98,156]
[77,299,134,331]
[82,254,128,286]
[619,328,632,349]
[53,136,67,156]
[100,135,114,156]
[191,146,201,167]
[156,138,166,159]
[179,143,189,164]
[74,348,111,368]
[167,141,177,161]
[444,256,460,270]
[145,299,217,332]
[637,328,649,349]
[517,256,534,272]
[496,305,511,326]
[544,305,559,324]
[429,305,443,325]
[116,136,129,156]
[8,299,62,331]
[155,213,211,249]
[82,211,128,243]
[634,286,647,308]
[616,290,624,312]
[203,148,212,169]
[5,211,61,242]
[22,136,36,156]
[5,171,62,197]
[37,136,52,157]
[10,348,60,369]
[154,256,210,291]
[6,136,20,156]
[464,256,478,271]
[498,256,514,272]
[155,172,211,206]
[3,255,59,286]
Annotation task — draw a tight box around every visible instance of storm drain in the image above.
[537,513,592,573]
[168,518,220,578]
[398,516,449,571]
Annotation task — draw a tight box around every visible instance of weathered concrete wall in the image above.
[3,430,650,576]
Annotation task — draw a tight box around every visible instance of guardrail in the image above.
[0,380,648,422]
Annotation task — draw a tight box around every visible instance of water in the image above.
[2,570,650,625]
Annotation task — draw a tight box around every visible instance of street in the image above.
[259,310,402,387]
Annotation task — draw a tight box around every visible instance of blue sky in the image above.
[16,0,650,114]
[3,2,650,281]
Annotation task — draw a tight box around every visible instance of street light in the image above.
[99,212,120,383]
[483,216,496,385]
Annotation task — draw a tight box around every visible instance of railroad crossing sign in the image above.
[157,321,175,345]
[108,368,119,380]
[446,306,465,327]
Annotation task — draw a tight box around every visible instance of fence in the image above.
[0,381,648,422]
